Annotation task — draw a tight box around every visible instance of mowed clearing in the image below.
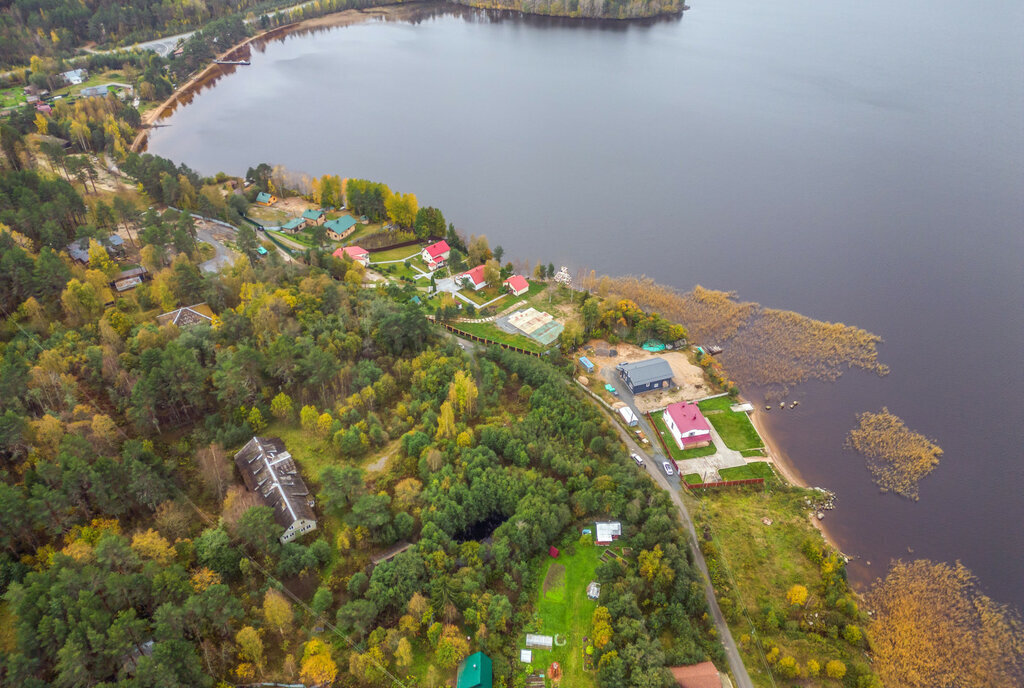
[529,544,601,687]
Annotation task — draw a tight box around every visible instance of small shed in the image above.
[617,406,639,427]
[549,546,559,558]
[578,356,595,373]
[520,649,533,663]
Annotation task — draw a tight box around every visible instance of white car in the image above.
[630,452,644,466]
[663,461,675,476]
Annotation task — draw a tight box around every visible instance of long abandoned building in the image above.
[234,437,317,543]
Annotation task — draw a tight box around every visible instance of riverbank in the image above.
[132,4,424,152]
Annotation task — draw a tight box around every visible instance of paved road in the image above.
[100,0,321,57]
[196,226,239,273]
[588,390,755,688]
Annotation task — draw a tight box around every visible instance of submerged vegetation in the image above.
[845,408,942,500]
[866,560,1024,687]
[580,276,889,393]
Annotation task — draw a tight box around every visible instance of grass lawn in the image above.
[718,461,775,481]
[740,449,766,458]
[683,473,703,485]
[369,244,422,262]
[458,286,505,306]
[448,320,545,353]
[375,261,427,283]
[0,87,26,108]
[528,544,601,688]
[690,481,876,688]
[247,205,292,226]
[698,397,763,451]
[650,411,717,461]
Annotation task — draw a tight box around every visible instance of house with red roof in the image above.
[504,274,529,297]
[421,240,450,270]
[663,402,712,450]
[332,245,369,266]
[668,662,724,688]
[458,265,488,291]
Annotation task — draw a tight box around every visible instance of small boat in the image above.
[213,59,251,66]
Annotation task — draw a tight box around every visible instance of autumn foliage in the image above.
[867,560,1024,687]
[579,276,888,392]
[846,408,942,500]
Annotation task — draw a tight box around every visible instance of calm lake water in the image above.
[148,1,1024,609]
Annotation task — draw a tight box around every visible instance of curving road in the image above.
[585,388,755,688]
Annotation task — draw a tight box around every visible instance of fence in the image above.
[365,236,440,253]
[431,319,547,358]
[685,478,765,490]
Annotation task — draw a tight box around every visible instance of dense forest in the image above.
[451,0,686,20]
[0,107,723,685]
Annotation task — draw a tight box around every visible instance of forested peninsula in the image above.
[450,0,685,20]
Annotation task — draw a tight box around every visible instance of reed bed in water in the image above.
[846,408,942,500]
[579,275,888,391]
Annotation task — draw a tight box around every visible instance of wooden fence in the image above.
[365,235,441,253]
[685,478,765,490]
[431,319,547,358]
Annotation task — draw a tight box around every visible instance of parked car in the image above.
[663,461,674,476]
[630,452,644,466]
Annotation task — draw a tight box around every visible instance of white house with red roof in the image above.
[458,265,488,291]
[333,245,369,266]
[421,240,450,269]
[663,402,712,450]
[504,274,529,297]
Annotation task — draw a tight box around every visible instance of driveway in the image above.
[196,225,239,273]
[580,383,754,688]
[601,368,746,481]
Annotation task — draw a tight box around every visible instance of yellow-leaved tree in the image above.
[300,639,338,686]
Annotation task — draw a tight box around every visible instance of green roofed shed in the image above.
[281,217,304,231]
[256,192,273,204]
[457,652,492,688]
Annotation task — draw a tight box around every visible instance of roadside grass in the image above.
[690,481,875,688]
[740,449,766,458]
[718,461,775,481]
[698,396,763,451]
[649,411,717,461]
[528,544,600,688]
[369,244,422,262]
[447,320,545,353]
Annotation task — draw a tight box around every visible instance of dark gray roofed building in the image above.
[617,358,675,394]
[66,237,92,264]
[234,437,317,543]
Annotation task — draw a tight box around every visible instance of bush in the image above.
[825,659,846,679]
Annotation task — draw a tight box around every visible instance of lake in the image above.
[147,0,1024,609]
